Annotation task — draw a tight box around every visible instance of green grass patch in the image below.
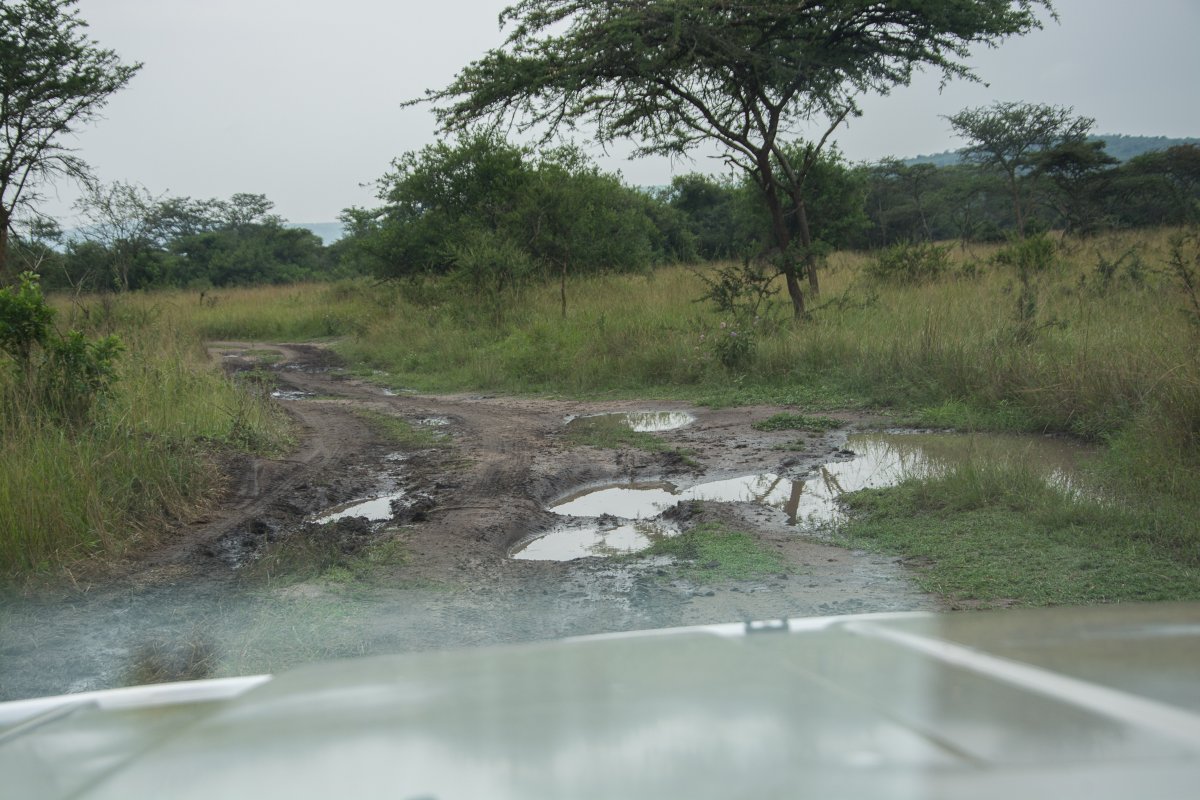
[896,399,1050,434]
[644,522,785,582]
[248,529,412,588]
[241,348,284,365]
[563,414,699,467]
[564,415,673,451]
[355,410,450,449]
[836,460,1200,606]
[751,412,843,433]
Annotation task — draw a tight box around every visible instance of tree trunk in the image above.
[0,208,10,285]
[793,196,821,298]
[1008,168,1026,237]
[758,161,805,319]
[560,260,568,319]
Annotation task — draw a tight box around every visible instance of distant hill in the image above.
[286,222,345,244]
[904,134,1200,167]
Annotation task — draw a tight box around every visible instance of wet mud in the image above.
[1,342,954,701]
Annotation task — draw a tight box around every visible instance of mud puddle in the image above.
[511,520,680,560]
[567,410,696,432]
[271,388,316,401]
[312,490,406,524]
[517,430,1094,560]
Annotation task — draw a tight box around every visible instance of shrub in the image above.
[0,272,123,424]
[993,233,1059,273]
[865,242,951,284]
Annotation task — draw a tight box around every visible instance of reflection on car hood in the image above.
[3,603,1200,799]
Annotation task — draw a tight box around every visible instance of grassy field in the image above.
[4,226,1197,603]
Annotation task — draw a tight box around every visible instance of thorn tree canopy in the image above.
[0,0,141,281]
[414,0,1054,317]
[947,101,1093,236]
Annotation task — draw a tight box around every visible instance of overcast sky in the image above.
[39,0,1200,224]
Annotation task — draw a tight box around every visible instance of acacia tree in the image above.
[0,0,141,281]
[947,101,1093,236]
[1030,139,1118,235]
[413,0,1052,317]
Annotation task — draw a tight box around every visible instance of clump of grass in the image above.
[837,459,1200,606]
[563,414,698,467]
[247,525,411,587]
[241,348,284,365]
[123,630,218,686]
[644,522,784,582]
[355,409,449,449]
[564,414,670,450]
[752,413,843,432]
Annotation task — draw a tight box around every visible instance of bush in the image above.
[993,233,1059,273]
[865,242,951,284]
[710,319,757,371]
[0,273,122,424]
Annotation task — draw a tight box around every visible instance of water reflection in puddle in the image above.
[567,410,696,433]
[512,520,679,561]
[313,491,405,524]
[518,431,1093,560]
[271,389,315,401]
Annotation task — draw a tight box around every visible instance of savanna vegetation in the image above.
[2,1,1198,606]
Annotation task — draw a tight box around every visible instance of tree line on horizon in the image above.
[8,127,1196,294]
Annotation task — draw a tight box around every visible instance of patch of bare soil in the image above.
[0,343,939,701]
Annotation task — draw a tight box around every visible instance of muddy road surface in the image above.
[0,343,939,701]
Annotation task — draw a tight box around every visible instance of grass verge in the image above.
[836,460,1200,607]
[1,309,293,575]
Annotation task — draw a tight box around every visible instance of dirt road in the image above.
[0,343,939,701]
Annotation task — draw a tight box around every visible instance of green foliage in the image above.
[0,272,122,423]
[866,242,952,285]
[993,233,1059,273]
[1030,139,1119,235]
[419,0,1050,316]
[708,319,757,372]
[36,329,124,422]
[751,413,843,433]
[838,460,1200,605]
[663,173,743,260]
[643,522,785,583]
[770,142,872,251]
[1084,247,1146,296]
[1167,231,1200,328]
[0,271,54,364]
[62,185,334,290]
[447,230,537,319]
[352,132,663,305]
[0,0,141,278]
[695,257,779,320]
[948,102,1096,235]
[0,289,295,573]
